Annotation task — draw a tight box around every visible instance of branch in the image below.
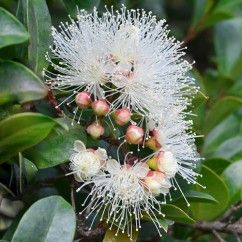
[75,214,107,241]
[212,229,226,242]
[192,221,242,234]
[220,202,242,222]
[46,88,64,117]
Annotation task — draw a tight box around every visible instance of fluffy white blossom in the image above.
[57,5,203,238]
[69,140,107,181]
[45,6,197,122]
[77,159,169,239]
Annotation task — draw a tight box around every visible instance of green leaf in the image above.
[191,165,229,221]
[203,158,231,175]
[0,113,57,163]
[215,0,242,14]
[205,96,242,133]
[192,0,211,26]
[214,18,242,77]
[158,219,174,233]
[25,118,86,169]
[161,204,195,224]
[22,157,38,182]
[16,0,52,76]
[12,196,76,242]
[229,77,242,96]
[222,160,242,204]
[0,7,29,49]
[203,114,241,154]
[212,136,242,160]
[103,227,138,242]
[62,0,100,17]
[176,191,218,204]
[0,60,47,105]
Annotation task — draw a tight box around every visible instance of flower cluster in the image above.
[46,5,202,239]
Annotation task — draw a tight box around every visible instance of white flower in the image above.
[145,109,204,206]
[45,6,197,123]
[77,159,169,239]
[69,140,107,181]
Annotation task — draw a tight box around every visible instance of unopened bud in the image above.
[92,100,110,116]
[143,171,171,195]
[145,136,161,151]
[147,151,178,178]
[113,108,131,126]
[157,151,178,178]
[86,121,104,139]
[125,125,144,144]
[75,91,91,109]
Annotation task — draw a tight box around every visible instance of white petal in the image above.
[73,140,86,152]
[106,159,120,173]
[133,162,150,178]
[95,148,108,161]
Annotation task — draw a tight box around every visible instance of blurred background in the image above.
[0,0,242,241]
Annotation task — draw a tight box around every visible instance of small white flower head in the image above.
[69,140,107,181]
[78,159,170,239]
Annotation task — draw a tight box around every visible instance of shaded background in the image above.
[0,0,242,241]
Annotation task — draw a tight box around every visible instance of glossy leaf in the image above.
[0,113,57,162]
[0,60,47,105]
[28,0,52,75]
[205,96,242,133]
[203,114,241,154]
[16,0,52,76]
[191,165,229,221]
[176,191,218,204]
[0,7,29,49]
[222,160,242,204]
[212,136,242,160]
[12,196,76,242]
[203,158,231,175]
[192,0,212,26]
[161,204,195,224]
[25,118,86,168]
[22,157,38,182]
[214,18,242,76]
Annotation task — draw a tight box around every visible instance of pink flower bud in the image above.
[86,121,104,139]
[113,108,131,126]
[92,99,110,116]
[143,171,171,195]
[75,91,91,109]
[125,125,144,144]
